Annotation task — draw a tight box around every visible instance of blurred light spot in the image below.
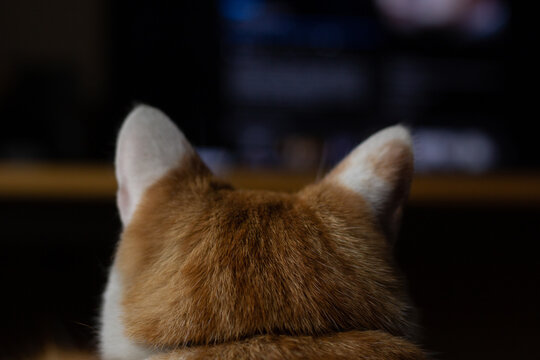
[220,0,264,21]
[197,147,234,175]
[414,127,498,173]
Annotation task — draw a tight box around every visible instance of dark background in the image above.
[1,1,539,359]
[0,0,528,169]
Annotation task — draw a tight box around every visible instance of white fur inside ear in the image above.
[328,125,412,216]
[115,105,193,225]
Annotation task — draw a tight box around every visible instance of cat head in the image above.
[100,105,415,359]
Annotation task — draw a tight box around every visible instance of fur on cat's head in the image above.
[100,105,415,359]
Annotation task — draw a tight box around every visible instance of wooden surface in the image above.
[1,163,540,205]
[28,345,97,360]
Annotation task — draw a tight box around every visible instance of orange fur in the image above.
[115,155,418,351]
[148,331,425,360]
[105,110,424,359]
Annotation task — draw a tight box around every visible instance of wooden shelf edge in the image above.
[1,164,540,205]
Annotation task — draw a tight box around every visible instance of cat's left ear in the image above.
[322,125,414,239]
[115,105,197,226]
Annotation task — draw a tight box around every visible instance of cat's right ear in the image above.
[302,125,414,242]
[115,105,195,226]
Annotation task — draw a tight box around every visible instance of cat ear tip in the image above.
[362,124,413,152]
[125,104,166,124]
[381,124,412,144]
[131,103,158,113]
[119,105,179,141]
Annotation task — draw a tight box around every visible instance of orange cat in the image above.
[99,105,425,359]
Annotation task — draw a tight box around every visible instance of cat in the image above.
[99,105,425,359]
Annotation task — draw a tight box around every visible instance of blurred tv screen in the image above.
[0,0,527,172]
